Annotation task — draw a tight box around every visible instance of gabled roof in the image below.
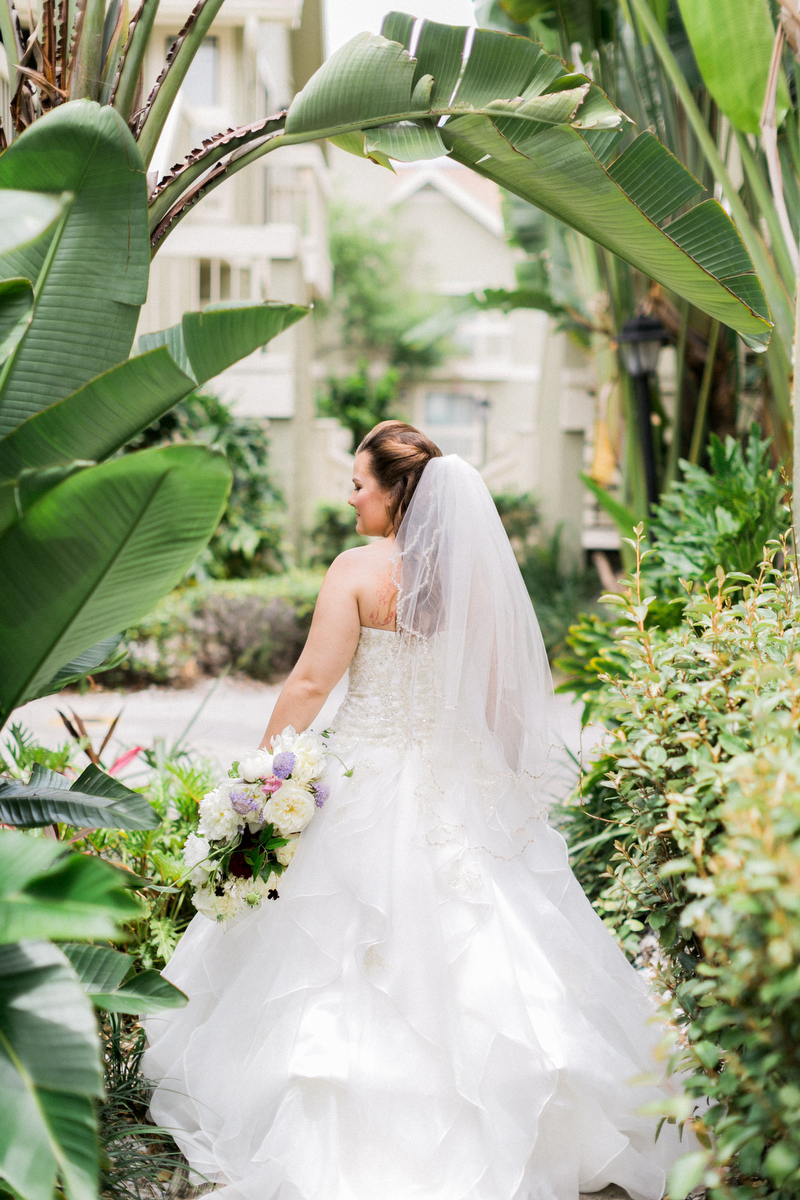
[389,162,506,239]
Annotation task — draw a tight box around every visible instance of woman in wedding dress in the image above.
[144,421,689,1200]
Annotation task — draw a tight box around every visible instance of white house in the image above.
[136,0,332,546]
[325,146,607,555]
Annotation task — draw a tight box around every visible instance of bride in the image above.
[144,420,690,1200]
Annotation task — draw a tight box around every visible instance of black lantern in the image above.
[617,315,669,511]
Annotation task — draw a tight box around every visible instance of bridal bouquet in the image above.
[182,727,330,923]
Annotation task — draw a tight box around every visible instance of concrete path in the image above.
[12,674,605,791]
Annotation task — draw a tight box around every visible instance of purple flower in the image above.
[312,781,330,808]
[230,789,259,816]
[272,751,296,780]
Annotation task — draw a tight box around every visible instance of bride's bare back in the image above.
[259,451,399,747]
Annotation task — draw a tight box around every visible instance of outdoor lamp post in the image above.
[617,315,669,512]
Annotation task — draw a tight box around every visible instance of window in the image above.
[424,393,476,426]
[169,36,218,106]
[423,392,486,463]
[198,259,251,306]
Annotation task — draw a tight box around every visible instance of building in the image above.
[323,147,605,557]
[136,0,331,547]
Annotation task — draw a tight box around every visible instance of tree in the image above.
[477,0,800,523]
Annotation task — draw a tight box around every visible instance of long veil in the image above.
[391,454,567,858]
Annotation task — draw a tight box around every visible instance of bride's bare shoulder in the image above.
[332,541,391,573]
[329,541,396,629]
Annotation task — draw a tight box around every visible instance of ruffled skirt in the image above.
[143,738,688,1200]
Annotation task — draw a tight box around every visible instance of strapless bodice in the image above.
[330,627,435,748]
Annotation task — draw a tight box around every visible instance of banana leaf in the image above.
[61,943,187,1014]
[0,443,231,720]
[0,101,149,436]
[0,828,142,943]
[0,940,101,1200]
[0,762,157,830]
[274,17,772,347]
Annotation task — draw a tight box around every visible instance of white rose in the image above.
[239,748,273,783]
[264,779,316,836]
[269,725,297,754]
[275,836,299,867]
[198,784,239,841]
[289,731,326,784]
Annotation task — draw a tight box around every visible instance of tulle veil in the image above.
[389,454,567,857]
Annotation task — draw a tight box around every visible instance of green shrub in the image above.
[517,526,599,659]
[108,572,323,687]
[644,429,789,600]
[128,390,288,579]
[561,527,800,1195]
[80,748,218,972]
[308,502,367,567]
[317,362,401,453]
[556,429,789,715]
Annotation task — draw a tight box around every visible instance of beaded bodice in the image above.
[330,627,435,748]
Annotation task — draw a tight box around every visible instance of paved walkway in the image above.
[12,674,604,792]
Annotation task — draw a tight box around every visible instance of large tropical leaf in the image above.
[0,763,158,831]
[0,941,101,1200]
[0,444,231,720]
[29,634,126,700]
[138,300,310,385]
[61,943,187,1014]
[274,16,771,347]
[0,101,149,437]
[0,350,194,481]
[0,191,65,257]
[676,0,789,135]
[0,828,142,943]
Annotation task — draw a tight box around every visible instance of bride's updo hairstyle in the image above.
[357,420,442,532]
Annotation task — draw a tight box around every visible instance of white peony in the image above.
[288,731,326,784]
[192,886,219,921]
[269,725,297,755]
[183,832,211,872]
[239,748,273,783]
[198,783,239,841]
[264,779,316,836]
[275,836,299,867]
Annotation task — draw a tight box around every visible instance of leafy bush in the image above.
[320,204,449,376]
[517,527,599,659]
[98,1015,191,1200]
[560,527,800,1196]
[128,390,287,579]
[556,429,789,711]
[318,361,402,453]
[644,429,789,600]
[108,572,323,687]
[492,491,541,553]
[80,748,218,972]
[0,721,75,776]
[308,502,367,567]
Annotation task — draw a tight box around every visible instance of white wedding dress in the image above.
[144,458,689,1200]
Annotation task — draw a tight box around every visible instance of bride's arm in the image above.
[259,553,362,748]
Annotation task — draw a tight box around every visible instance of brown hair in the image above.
[357,420,442,531]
